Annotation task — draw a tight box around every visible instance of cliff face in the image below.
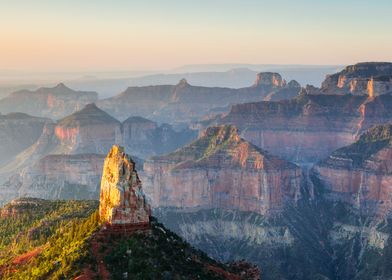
[0,113,50,165]
[98,73,301,124]
[0,83,98,119]
[122,116,196,159]
[0,105,194,205]
[99,145,150,225]
[143,125,301,214]
[12,154,105,200]
[54,103,122,155]
[321,62,392,96]
[215,94,392,163]
[313,124,392,215]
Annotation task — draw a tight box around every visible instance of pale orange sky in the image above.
[0,0,391,71]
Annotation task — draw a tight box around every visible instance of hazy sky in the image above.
[0,0,391,71]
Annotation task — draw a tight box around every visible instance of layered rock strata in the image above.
[214,93,392,163]
[321,62,392,96]
[313,124,392,215]
[143,125,301,214]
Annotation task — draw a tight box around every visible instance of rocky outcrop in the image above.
[0,113,50,165]
[143,125,301,214]
[54,103,122,155]
[0,105,194,205]
[253,72,286,88]
[18,103,195,160]
[98,74,301,124]
[321,62,392,96]
[213,93,392,163]
[313,124,392,215]
[0,197,47,218]
[99,145,150,225]
[0,83,98,119]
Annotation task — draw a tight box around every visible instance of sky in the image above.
[0,0,391,71]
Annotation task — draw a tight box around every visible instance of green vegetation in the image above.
[104,217,234,280]
[330,124,392,167]
[0,199,99,279]
[0,199,246,279]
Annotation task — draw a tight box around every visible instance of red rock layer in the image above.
[215,94,392,163]
[312,124,392,215]
[142,125,301,215]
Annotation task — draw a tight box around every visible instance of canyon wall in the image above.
[312,123,392,215]
[214,94,392,163]
[321,62,392,96]
[143,125,302,214]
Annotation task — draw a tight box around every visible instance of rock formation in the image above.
[211,93,392,163]
[313,123,392,215]
[143,125,301,214]
[0,105,194,205]
[0,113,50,165]
[252,72,286,88]
[54,103,122,154]
[321,62,392,96]
[97,73,301,124]
[11,154,106,200]
[99,145,150,225]
[0,197,47,218]
[0,83,98,119]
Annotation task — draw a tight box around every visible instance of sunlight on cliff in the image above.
[368,77,374,98]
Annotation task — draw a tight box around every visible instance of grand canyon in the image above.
[1,2,391,279]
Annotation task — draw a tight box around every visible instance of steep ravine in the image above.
[154,168,392,280]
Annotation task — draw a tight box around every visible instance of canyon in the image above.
[2,62,392,279]
[154,123,392,280]
[211,90,392,164]
[0,104,195,205]
[143,125,302,214]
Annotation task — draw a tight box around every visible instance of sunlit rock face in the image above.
[253,72,286,88]
[143,125,301,215]
[54,103,122,154]
[313,124,392,216]
[0,83,98,119]
[321,62,392,96]
[99,145,150,225]
[0,113,50,165]
[212,93,392,164]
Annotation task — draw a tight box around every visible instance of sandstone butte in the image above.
[143,125,301,215]
[99,145,150,231]
[313,123,392,216]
